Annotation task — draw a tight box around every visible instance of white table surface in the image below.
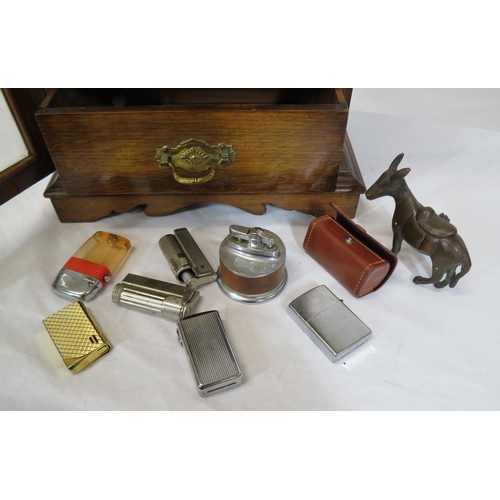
[1,89,499,411]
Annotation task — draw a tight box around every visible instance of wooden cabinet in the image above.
[1,88,365,222]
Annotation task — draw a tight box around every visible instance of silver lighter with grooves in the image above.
[112,273,199,321]
[176,310,243,397]
[159,228,217,288]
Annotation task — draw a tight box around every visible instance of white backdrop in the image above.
[1,89,499,410]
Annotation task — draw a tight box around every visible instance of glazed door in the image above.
[0,89,55,205]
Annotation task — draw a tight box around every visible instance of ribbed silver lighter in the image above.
[159,228,217,288]
[176,310,243,397]
[112,273,200,321]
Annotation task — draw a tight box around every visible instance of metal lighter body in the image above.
[42,301,111,373]
[176,311,243,397]
[112,273,200,321]
[52,231,131,301]
[217,225,287,303]
[288,285,372,363]
[158,228,217,288]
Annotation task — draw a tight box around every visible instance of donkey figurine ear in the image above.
[389,153,405,171]
[390,167,411,181]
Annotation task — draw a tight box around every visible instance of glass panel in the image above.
[0,90,29,172]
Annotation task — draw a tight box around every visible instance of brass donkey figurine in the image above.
[365,153,471,288]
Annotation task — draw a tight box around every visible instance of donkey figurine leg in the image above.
[413,260,454,287]
[365,154,472,289]
[391,225,404,255]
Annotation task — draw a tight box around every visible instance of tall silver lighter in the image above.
[176,311,243,397]
[159,228,217,288]
[112,273,199,321]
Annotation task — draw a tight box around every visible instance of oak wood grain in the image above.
[36,105,348,196]
[44,134,365,222]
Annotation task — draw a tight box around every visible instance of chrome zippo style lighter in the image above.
[52,231,131,301]
[112,273,200,321]
[159,228,217,288]
[42,301,111,373]
[176,310,243,397]
[288,285,372,363]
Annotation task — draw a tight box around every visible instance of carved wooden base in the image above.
[44,135,366,223]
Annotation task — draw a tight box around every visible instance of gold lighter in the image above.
[52,231,131,301]
[42,301,111,373]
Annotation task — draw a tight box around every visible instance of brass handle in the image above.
[155,139,236,185]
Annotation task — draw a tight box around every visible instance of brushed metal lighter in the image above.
[176,310,243,397]
[159,228,217,288]
[112,273,199,321]
[288,285,372,362]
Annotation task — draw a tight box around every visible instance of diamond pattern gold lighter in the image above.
[42,301,110,373]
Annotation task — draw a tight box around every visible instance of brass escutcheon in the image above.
[155,138,236,185]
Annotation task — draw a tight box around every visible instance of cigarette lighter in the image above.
[217,225,287,303]
[176,311,243,397]
[112,273,200,321]
[52,231,131,301]
[159,228,217,288]
[42,301,111,373]
[288,285,372,362]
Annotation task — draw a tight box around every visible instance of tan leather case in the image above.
[303,204,397,297]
